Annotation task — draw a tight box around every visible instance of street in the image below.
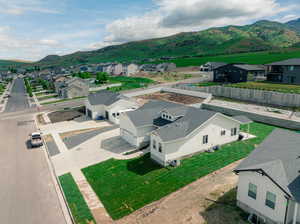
[0,79,66,224]
[5,78,30,113]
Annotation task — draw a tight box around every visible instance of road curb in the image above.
[35,115,75,224]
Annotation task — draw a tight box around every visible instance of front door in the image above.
[105,111,109,120]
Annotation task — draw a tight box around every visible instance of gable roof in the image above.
[88,90,124,106]
[235,129,300,202]
[126,100,189,127]
[207,62,228,69]
[266,58,300,66]
[233,64,265,71]
[154,107,217,142]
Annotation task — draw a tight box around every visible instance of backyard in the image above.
[107,76,155,92]
[226,81,300,94]
[59,173,95,224]
[82,122,275,220]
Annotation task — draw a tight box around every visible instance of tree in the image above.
[96,72,108,84]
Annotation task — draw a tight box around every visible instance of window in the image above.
[231,128,237,136]
[203,135,208,144]
[289,66,294,71]
[265,192,276,209]
[158,143,162,153]
[152,140,156,149]
[248,183,257,200]
[221,130,226,136]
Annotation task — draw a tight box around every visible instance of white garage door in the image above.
[121,129,137,147]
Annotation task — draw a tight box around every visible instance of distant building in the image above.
[55,77,89,99]
[123,63,139,76]
[156,63,176,73]
[266,58,300,84]
[200,62,228,72]
[213,64,266,83]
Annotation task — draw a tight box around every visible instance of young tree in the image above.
[96,72,108,84]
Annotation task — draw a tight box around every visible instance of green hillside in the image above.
[153,49,300,67]
[35,20,300,68]
[0,60,30,71]
[286,18,300,33]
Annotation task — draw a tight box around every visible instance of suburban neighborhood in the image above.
[1,1,300,224]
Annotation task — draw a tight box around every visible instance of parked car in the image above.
[30,132,43,147]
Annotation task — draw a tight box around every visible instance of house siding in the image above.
[267,65,300,84]
[237,171,289,224]
[151,114,240,165]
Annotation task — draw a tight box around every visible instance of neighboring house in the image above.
[139,64,159,72]
[120,100,241,166]
[55,77,89,99]
[200,62,228,72]
[266,58,300,84]
[156,63,176,73]
[123,63,139,76]
[234,129,300,224]
[213,64,266,83]
[85,90,139,124]
[112,63,123,76]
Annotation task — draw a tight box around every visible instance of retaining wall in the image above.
[175,85,300,107]
[202,103,300,130]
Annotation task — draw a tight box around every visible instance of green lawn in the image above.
[107,76,155,92]
[198,82,221,87]
[40,96,86,105]
[59,173,95,224]
[82,122,275,220]
[153,49,300,67]
[226,82,300,94]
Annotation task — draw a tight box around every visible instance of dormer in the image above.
[161,111,175,122]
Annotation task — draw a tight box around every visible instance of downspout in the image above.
[284,197,290,224]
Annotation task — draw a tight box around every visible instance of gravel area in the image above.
[62,125,119,149]
[48,107,85,123]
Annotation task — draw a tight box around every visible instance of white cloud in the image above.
[0,0,60,15]
[104,0,293,44]
[276,14,299,23]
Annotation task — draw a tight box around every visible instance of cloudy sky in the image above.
[0,0,299,61]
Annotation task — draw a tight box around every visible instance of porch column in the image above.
[293,203,298,224]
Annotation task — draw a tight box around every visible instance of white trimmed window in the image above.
[158,143,162,153]
[153,140,156,149]
[221,130,226,136]
[248,183,257,200]
[265,192,276,209]
[231,128,237,136]
[203,135,208,144]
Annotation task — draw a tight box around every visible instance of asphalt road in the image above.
[5,78,30,113]
[0,79,66,224]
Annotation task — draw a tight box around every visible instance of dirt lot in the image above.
[59,127,102,139]
[48,106,85,123]
[136,92,205,105]
[116,160,247,224]
[131,71,199,83]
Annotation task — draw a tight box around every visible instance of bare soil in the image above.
[116,160,246,224]
[36,113,46,125]
[131,71,198,83]
[136,92,205,105]
[48,107,85,123]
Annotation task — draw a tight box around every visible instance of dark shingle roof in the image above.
[88,90,123,106]
[209,62,228,69]
[234,64,265,71]
[235,129,300,202]
[266,58,300,66]
[126,100,187,127]
[154,108,217,141]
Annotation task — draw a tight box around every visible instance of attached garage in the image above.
[120,129,137,147]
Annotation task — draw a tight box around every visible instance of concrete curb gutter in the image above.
[35,116,75,224]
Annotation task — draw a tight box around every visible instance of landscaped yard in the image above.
[82,122,275,220]
[227,82,300,94]
[59,173,95,224]
[107,76,155,92]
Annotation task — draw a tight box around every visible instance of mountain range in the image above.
[2,18,300,69]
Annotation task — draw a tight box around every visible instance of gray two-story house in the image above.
[266,58,300,84]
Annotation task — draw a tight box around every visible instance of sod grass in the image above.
[82,122,275,220]
[226,82,300,94]
[59,173,95,224]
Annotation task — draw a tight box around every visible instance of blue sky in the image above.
[0,0,299,61]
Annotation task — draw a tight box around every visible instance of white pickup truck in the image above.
[30,132,43,147]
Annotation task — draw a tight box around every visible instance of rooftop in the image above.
[266,58,300,66]
[235,129,300,203]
